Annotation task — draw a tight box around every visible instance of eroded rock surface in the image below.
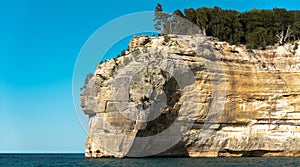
[81,34,300,158]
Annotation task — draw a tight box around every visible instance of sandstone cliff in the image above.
[81,34,300,158]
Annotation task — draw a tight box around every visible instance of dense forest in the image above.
[154,4,300,49]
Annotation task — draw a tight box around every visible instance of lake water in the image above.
[1,154,300,166]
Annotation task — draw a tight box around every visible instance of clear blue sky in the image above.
[1,0,300,153]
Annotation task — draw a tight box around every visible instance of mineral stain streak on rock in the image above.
[81,34,300,158]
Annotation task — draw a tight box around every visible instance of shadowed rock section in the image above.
[81,34,300,158]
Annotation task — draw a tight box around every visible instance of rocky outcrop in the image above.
[81,34,300,158]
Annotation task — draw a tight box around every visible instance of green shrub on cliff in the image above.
[155,4,300,49]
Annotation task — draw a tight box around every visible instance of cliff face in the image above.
[81,34,300,158]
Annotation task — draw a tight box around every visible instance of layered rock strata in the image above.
[81,34,300,157]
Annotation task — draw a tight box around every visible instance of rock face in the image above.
[81,34,300,158]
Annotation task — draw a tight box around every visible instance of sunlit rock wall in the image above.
[81,34,300,157]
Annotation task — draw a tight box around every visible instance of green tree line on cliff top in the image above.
[154,3,300,49]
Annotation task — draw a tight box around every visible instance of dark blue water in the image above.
[0,154,300,167]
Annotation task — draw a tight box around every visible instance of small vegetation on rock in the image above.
[97,74,107,80]
[140,95,150,102]
[163,35,171,43]
[293,43,299,55]
[123,57,130,65]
